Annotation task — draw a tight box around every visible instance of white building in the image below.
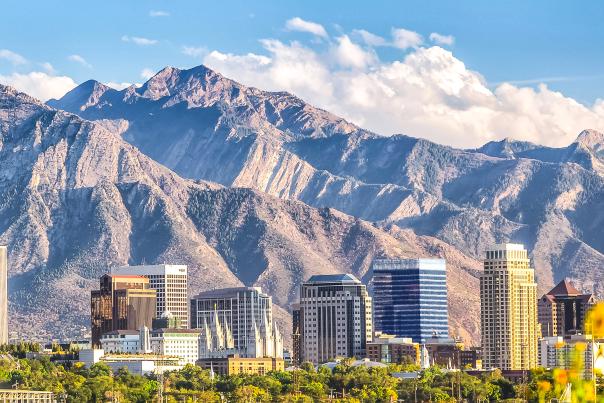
[102,355,184,375]
[539,335,600,379]
[150,328,201,364]
[191,287,283,359]
[299,274,372,364]
[100,330,141,354]
[99,326,202,365]
[112,265,189,328]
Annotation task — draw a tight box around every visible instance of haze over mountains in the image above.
[1,63,603,345]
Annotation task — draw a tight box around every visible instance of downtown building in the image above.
[111,265,189,329]
[190,287,283,359]
[480,243,539,370]
[90,274,157,347]
[538,279,596,337]
[298,274,372,364]
[372,258,449,343]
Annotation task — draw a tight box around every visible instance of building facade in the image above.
[299,274,372,364]
[0,246,7,344]
[90,274,157,347]
[366,332,419,365]
[538,279,596,337]
[191,287,282,359]
[112,265,189,328]
[292,303,302,366]
[480,244,538,370]
[539,335,598,379]
[196,355,285,376]
[100,330,141,353]
[150,328,201,365]
[372,258,449,343]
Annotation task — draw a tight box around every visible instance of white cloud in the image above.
[106,81,136,90]
[0,49,27,65]
[203,38,604,148]
[285,17,328,38]
[40,62,55,74]
[391,28,423,49]
[121,35,158,46]
[149,10,170,17]
[330,35,376,69]
[0,71,76,101]
[353,29,387,47]
[429,32,455,46]
[140,68,155,80]
[68,54,92,68]
[182,46,207,58]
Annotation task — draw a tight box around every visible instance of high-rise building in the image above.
[372,258,449,343]
[299,274,372,364]
[90,274,157,347]
[111,265,188,328]
[0,246,7,345]
[480,244,538,370]
[190,287,283,358]
[292,303,302,366]
[538,279,596,337]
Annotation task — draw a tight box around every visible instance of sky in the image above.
[1,0,603,147]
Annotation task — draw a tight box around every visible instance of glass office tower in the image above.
[372,258,449,343]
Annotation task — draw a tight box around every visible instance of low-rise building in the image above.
[150,328,201,364]
[0,390,54,402]
[424,335,465,369]
[539,335,600,379]
[100,330,141,353]
[196,354,285,376]
[366,332,419,365]
[102,354,185,375]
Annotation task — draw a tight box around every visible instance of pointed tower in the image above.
[273,323,283,359]
[212,308,225,349]
[199,317,213,358]
[246,321,263,358]
[420,345,430,370]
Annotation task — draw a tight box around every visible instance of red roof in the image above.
[547,279,581,296]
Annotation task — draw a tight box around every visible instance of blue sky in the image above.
[1,0,603,147]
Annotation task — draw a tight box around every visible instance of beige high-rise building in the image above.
[480,243,538,370]
[0,246,7,344]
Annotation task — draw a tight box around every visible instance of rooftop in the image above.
[547,279,582,296]
[192,286,267,299]
[487,243,526,252]
[306,274,360,284]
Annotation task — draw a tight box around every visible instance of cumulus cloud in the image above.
[330,35,376,69]
[140,68,155,80]
[0,72,76,101]
[391,28,423,49]
[203,37,604,148]
[182,46,207,58]
[0,49,27,65]
[40,62,55,74]
[429,32,455,46]
[149,10,170,17]
[68,54,92,68]
[121,35,158,46]
[285,17,328,38]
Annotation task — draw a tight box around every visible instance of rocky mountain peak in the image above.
[575,129,604,149]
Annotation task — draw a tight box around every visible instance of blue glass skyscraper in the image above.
[372,258,449,343]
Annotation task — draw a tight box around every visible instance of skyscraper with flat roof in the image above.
[299,274,372,364]
[112,265,188,328]
[480,243,538,370]
[372,258,449,343]
[0,246,7,344]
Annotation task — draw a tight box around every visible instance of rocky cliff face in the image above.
[50,66,604,302]
[4,84,481,344]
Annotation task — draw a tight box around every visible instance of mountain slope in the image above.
[49,66,604,299]
[4,84,482,344]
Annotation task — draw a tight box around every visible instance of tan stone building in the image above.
[197,355,285,375]
[480,243,538,370]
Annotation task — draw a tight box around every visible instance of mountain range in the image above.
[1,64,603,345]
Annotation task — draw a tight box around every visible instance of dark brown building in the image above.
[91,274,156,347]
[424,336,464,369]
[292,303,303,366]
[538,279,596,338]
